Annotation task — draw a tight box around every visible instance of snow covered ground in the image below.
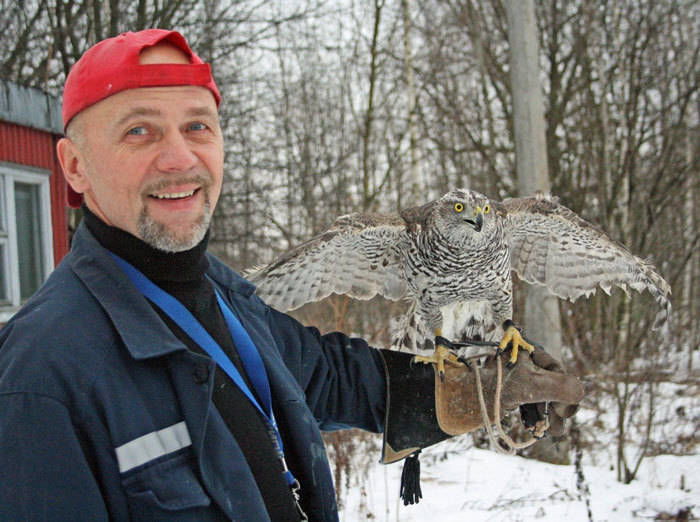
[332,345,700,521]
[337,376,699,521]
[339,447,698,521]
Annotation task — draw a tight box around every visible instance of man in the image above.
[0,30,583,521]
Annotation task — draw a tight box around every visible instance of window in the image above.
[0,163,53,320]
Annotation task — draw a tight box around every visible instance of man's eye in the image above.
[189,122,207,132]
[126,126,148,136]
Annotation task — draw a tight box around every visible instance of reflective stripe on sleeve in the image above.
[115,421,192,473]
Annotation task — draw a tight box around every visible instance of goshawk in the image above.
[248,189,671,373]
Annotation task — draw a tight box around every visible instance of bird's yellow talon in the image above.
[413,343,461,378]
[499,324,535,365]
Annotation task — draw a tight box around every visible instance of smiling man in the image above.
[58,38,223,252]
[0,29,584,522]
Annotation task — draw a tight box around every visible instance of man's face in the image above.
[58,46,224,252]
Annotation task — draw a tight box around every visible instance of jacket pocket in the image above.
[122,451,211,515]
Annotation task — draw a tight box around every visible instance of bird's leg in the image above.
[412,329,462,381]
[499,320,535,366]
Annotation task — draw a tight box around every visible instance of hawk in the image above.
[248,189,671,374]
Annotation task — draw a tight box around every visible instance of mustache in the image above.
[143,173,212,195]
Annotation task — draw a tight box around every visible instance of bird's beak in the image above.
[464,209,483,232]
[474,211,483,232]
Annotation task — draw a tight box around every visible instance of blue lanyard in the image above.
[109,253,295,485]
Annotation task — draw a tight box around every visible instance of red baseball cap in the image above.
[62,29,221,208]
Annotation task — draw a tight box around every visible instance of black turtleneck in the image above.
[82,206,300,521]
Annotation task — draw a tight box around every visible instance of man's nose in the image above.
[155,131,199,172]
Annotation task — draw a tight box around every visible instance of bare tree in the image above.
[4,0,698,494]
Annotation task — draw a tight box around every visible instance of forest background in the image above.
[2,0,697,509]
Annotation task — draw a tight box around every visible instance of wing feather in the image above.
[501,194,672,328]
[247,213,409,311]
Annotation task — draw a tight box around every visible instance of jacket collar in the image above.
[69,222,255,360]
[204,251,257,298]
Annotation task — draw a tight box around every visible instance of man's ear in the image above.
[56,137,91,195]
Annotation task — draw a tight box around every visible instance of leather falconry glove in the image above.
[378,346,584,503]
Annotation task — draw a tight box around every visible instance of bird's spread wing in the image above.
[247,213,409,311]
[501,194,671,328]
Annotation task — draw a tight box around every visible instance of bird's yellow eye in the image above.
[484,204,491,214]
[454,203,464,213]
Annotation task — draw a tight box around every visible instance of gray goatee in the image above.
[138,175,213,252]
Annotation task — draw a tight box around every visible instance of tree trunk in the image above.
[683,127,697,374]
[400,0,420,209]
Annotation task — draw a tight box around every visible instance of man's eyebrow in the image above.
[114,107,162,128]
[114,106,217,128]
[185,106,218,119]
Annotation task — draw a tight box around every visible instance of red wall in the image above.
[0,121,69,265]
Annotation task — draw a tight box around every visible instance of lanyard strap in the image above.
[109,253,295,485]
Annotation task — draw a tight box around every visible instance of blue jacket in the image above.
[0,224,387,521]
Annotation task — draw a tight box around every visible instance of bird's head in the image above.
[439,189,500,245]
[401,189,500,246]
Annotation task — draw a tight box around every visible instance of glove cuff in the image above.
[379,349,451,464]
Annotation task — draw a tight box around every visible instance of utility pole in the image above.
[505,0,565,463]
[504,0,562,361]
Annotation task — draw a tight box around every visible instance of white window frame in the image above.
[0,162,53,322]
